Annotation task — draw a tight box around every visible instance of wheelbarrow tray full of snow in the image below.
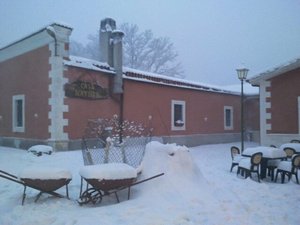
[78,163,164,205]
[0,168,71,205]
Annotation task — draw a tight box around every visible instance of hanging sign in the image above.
[65,80,108,100]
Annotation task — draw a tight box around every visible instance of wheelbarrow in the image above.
[77,163,164,205]
[0,169,72,205]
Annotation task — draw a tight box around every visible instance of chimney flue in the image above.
[112,30,124,94]
[99,18,116,66]
[99,18,124,94]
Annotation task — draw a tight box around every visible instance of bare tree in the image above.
[70,34,100,60]
[70,23,184,78]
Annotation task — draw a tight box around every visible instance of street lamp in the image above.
[236,66,249,152]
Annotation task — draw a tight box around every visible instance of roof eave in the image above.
[248,58,300,86]
[0,22,73,51]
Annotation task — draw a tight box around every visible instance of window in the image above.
[224,106,233,130]
[171,100,186,130]
[12,95,25,132]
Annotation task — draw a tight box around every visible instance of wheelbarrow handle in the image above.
[131,172,164,186]
[0,170,24,185]
[0,169,18,179]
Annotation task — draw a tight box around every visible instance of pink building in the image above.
[249,58,300,146]
[0,19,259,150]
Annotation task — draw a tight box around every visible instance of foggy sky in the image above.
[1,0,300,86]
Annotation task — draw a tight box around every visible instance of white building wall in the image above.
[47,24,72,149]
[48,52,69,141]
[259,80,271,145]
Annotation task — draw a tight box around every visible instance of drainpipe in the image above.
[99,19,125,143]
[112,30,125,143]
[119,93,124,143]
[46,26,57,56]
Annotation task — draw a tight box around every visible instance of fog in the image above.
[1,0,300,86]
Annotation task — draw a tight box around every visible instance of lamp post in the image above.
[236,66,249,152]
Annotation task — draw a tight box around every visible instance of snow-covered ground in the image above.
[0,141,299,225]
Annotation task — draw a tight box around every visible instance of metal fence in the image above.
[81,117,152,169]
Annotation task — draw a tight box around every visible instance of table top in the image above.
[280,143,300,153]
[242,146,286,159]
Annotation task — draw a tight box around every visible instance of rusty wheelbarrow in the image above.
[77,163,164,205]
[0,169,72,205]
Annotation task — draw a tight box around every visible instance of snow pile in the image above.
[136,142,219,210]
[141,141,201,181]
[28,145,53,156]
[79,163,137,180]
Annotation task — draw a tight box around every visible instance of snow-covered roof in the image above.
[0,22,73,51]
[65,56,257,96]
[248,57,300,86]
[123,67,258,95]
[64,56,115,74]
[222,83,259,95]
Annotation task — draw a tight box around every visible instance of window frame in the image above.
[224,106,233,130]
[171,100,186,131]
[12,95,25,132]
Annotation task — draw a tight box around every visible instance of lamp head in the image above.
[236,66,249,81]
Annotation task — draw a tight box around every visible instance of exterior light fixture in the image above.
[237,67,249,81]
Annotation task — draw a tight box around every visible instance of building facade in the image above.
[249,58,300,146]
[0,19,259,150]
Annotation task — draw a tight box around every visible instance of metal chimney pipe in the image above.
[99,18,116,66]
[112,30,124,94]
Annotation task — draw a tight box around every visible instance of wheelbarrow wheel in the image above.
[77,188,102,205]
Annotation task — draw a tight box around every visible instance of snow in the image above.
[105,23,112,32]
[277,161,292,172]
[232,154,245,163]
[19,167,72,180]
[79,163,137,180]
[280,143,300,152]
[221,83,259,95]
[28,145,53,155]
[64,56,115,74]
[243,146,286,158]
[46,26,56,35]
[65,56,258,96]
[124,67,243,95]
[238,158,251,169]
[0,141,300,224]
